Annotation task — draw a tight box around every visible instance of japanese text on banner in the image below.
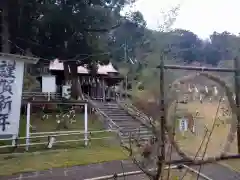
[0,60,16,132]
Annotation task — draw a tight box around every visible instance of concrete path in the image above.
[190,163,240,180]
[1,160,143,180]
[1,159,239,180]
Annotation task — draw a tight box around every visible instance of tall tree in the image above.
[168,29,202,63]
[210,31,240,60]
[36,0,136,99]
[1,1,10,53]
[109,10,147,63]
[2,0,136,99]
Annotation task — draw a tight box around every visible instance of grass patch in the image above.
[29,113,105,132]
[0,145,128,176]
[0,112,129,176]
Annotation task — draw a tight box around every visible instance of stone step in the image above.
[98,105,120,108]
[107,113,132,116]
[118,124,148,128]
[120,129,151,134]
[113,120,141,124]
[115,122,140,129]
[110,117,136,121]
[108,116,134,120]
[119,130,151,135]
[112,120,138,124]
[119,127,150,132]
[96,103,119,106]
[137,130,152,135]
[109,114,135,118]
[100,106,119,108]
[105,109,127,112]
[99,110,126,113]
[92,101,153,143]
[121,135,152,142]
[98,108,125,111]
[109,116,134,119]
[120,131,152,137]
[103,112,130,115]
[120,134,152,140]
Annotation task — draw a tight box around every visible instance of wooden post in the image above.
[234,57,240,154]
[125,75,128,99]
[157,54,165,178]
[96,78,99,99]
[84,103,88,146]
[26,103,31,151]
[102,78,105,101]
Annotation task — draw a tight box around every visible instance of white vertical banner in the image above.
[179,118,188,132]
[0,59,24,136]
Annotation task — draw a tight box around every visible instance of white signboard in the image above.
[179,118,188,132]
[42,75,56,93]
[62,85,71,99]
[0,59,24,136]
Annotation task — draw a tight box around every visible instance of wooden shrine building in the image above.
[34,59,123,100]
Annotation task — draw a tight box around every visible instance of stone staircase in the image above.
[89,100,153,143]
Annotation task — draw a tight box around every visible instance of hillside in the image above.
[120,58,237,103]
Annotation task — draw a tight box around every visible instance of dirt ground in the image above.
[175,101,237,158]
[173,100,240,172]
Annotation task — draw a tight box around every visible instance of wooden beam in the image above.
[234,57,240,154]
[22,99,87,105]
[156,64,237,73]
[0,53,39,64]
[158,56,166,178]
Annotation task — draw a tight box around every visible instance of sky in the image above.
[129,0,240,39]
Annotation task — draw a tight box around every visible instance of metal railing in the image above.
[87,98,121,131]
[22,92,62,100]
[85,95,139,144]
[0,130,114,150]
[85,94,155,145]
[117,99,153,128]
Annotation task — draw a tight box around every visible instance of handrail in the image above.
[84,95,121,131]
[22,92,61,96]
[22,92,62,101]
[0,130,114,141]
[84,94,151,144]
[116,99,153,128]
